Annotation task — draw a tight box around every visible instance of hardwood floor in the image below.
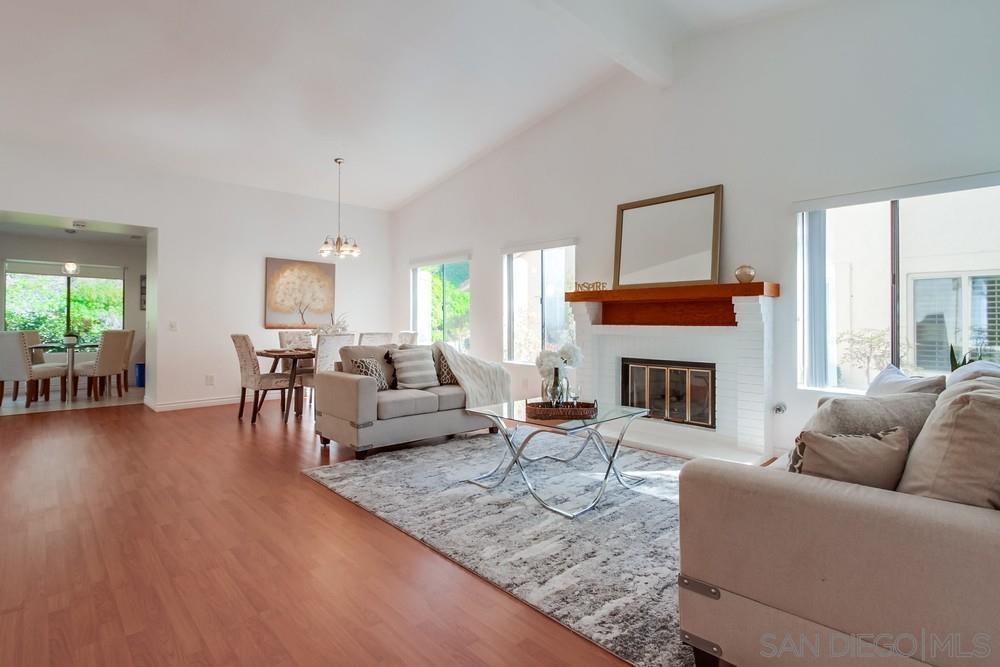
[0,403,626,666]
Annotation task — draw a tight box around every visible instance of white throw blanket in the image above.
[434,342,511,408]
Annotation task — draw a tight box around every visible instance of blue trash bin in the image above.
[135,362,146,388]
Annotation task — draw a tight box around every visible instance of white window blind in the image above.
[971,275,1000,357]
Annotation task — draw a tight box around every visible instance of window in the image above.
[911,277,961,372]
[800,184,1000,390]
[3,261,125,344]
[503,244,576,363]
[411,260,470,351]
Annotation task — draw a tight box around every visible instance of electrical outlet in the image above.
[205,374,214,386]
[168,321,178,332]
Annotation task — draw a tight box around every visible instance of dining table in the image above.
[29,341,100,403]
[255,348,315,423]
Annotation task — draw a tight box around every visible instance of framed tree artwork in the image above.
[264,257,336,329]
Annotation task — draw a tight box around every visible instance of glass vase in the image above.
[542,366,570,406]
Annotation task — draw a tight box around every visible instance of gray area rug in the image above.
[305,431,694,667]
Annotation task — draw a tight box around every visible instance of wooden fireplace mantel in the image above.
[564,282,780,326]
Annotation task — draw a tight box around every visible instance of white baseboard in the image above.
[146,392,282,412]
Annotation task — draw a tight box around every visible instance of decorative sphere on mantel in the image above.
[734,265,756,284]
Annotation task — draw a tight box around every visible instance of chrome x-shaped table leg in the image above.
[465,424,546,490]
[464,412,646,518]
[576,427,646,488]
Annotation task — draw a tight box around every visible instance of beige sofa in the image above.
[677,381,1000,666]
[313,371,496,458]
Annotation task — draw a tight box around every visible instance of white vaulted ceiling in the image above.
[0,0,813,210]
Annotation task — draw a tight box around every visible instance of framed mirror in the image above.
[613,185,723,289]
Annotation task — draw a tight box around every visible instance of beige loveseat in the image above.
[677,375,1000,666]
[314,371,496,458]
[313,343,499,458]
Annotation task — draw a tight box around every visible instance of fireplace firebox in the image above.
[621,357,716,429]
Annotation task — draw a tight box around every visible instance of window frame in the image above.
[502,243,576,364]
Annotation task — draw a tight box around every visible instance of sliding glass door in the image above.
[411,260,471,351]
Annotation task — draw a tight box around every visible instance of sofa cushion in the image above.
[866,364,945,397]
[789,427,910,490]
[389,347,440,389]
[804,393,936,447]
[341,344,397,388]
[376,389,439,420]
[424,384,466,411]
[897,388,1000,509]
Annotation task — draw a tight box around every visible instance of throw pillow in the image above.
[946,359,1000,387]
[438,353,458,385]
[390,347,440,389]
[351,357,389,391]
[804,393,937,447]
[400,343,459,385]
[938,376,1000,403]
[897,388,1000,509]
[789,427,910,490]
[340,344,397,388]
[866,364,945,397]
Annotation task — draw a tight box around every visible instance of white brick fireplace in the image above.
[571,296,775,459]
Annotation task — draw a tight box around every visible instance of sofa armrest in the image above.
[679,459,1000,648]
[314,370,377,425]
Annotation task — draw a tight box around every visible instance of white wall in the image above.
[0,232,147,371]
[0,145,394,410]
[390,0,1000,449]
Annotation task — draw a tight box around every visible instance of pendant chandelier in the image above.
[318,157,361,258]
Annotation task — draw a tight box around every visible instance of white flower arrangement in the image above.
[559,342,583,367]
[535,343,583,380]
[311,313,350,336]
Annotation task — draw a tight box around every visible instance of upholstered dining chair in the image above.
[397,331,418,345]
[358,332,393,346]
[231,334,302,423]
[315,333,355,372]
[5,330,43,402]
[74,330,130,400]
[24,330,46,364]
[277,330,316,371]
[278,330,316,408]
[119,329,135,392]
[0,331,69,407]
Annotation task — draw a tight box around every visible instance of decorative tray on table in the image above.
[525,400,598,420]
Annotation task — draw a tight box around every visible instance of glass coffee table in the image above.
[465,399,649,518]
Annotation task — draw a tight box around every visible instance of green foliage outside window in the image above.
[420,262,470,350]
[4,272,124,344]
